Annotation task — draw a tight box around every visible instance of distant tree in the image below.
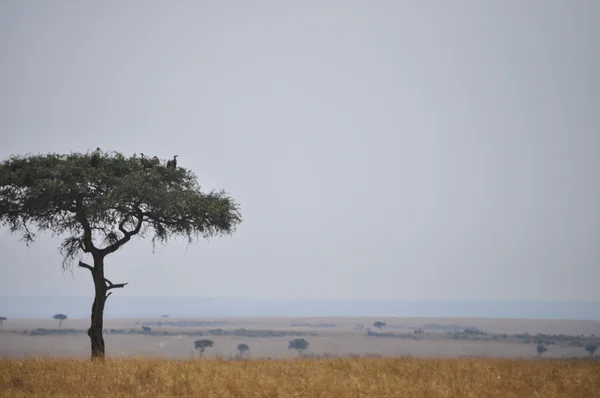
[288,338,309,357]
[585,344,597,357]
[194,339,214,358]
[536,344,547,357]
[142,326,152,334]
[373,321,386,330]
[0,151,242,360]
[161,314,169,318]
[0,316,6,330]
[53,314,67,329]
[237,343,250,358]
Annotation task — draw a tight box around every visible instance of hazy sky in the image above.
[0,1,598,302]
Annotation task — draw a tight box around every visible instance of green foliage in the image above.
[0,150,242,268]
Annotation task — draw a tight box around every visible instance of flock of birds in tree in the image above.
[91,148,179,170]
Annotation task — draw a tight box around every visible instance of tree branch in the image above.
[77,261,94,272]
[104,278,128,290]
[101,210,144,256]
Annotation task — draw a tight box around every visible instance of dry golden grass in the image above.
[0,357,598,397]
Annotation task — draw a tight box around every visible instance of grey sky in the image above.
[0,1,598,302]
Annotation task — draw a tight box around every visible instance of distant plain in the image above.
[1,316,599,360]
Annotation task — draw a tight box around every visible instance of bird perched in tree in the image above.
[140,153,153,168]
[166,155,178,169]
[151,156,160,167]
[91,148,102,167]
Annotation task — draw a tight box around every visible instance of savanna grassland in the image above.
[1,317,599,396]
[0,357,599,397]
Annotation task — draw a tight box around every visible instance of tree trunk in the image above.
[88,262,107,360]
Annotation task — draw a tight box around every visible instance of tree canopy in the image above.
[288,338,309,355]
[53,313,68,328]
[194,339,214,358]
[585,344,597,357]
[237,343,250,355]
[0,151,242,268]
[373,321,386,330]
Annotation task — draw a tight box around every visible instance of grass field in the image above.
[0,357,598,397]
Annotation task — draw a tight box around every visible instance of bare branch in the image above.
[104,278,128,290]
[78,261,94,272]
[101,211,144,256]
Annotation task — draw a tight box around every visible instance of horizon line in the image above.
[1,296,599,303]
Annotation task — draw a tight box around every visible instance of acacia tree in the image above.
[237,343,250,358]
[194,339,214,358]
[585,344,597,357]
[288,338,309,357]
[0,150,242,359]
[53,313,68,328]
[373,321,386,330]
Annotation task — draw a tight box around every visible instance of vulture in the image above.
[91,148,101,167]
[140,153,153,168]
[151,156,160,167]
[166,155,179,169]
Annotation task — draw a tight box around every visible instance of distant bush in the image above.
[29,328,83,336]
[289,323,336,328]
[143,320,233,328]
[463,327,485,335]
[206,328,316,338]
[367,330,424,340]
[373,321,386,330]
[314,323,336,328]
[536,345,548,357]
[421,323,466,332]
